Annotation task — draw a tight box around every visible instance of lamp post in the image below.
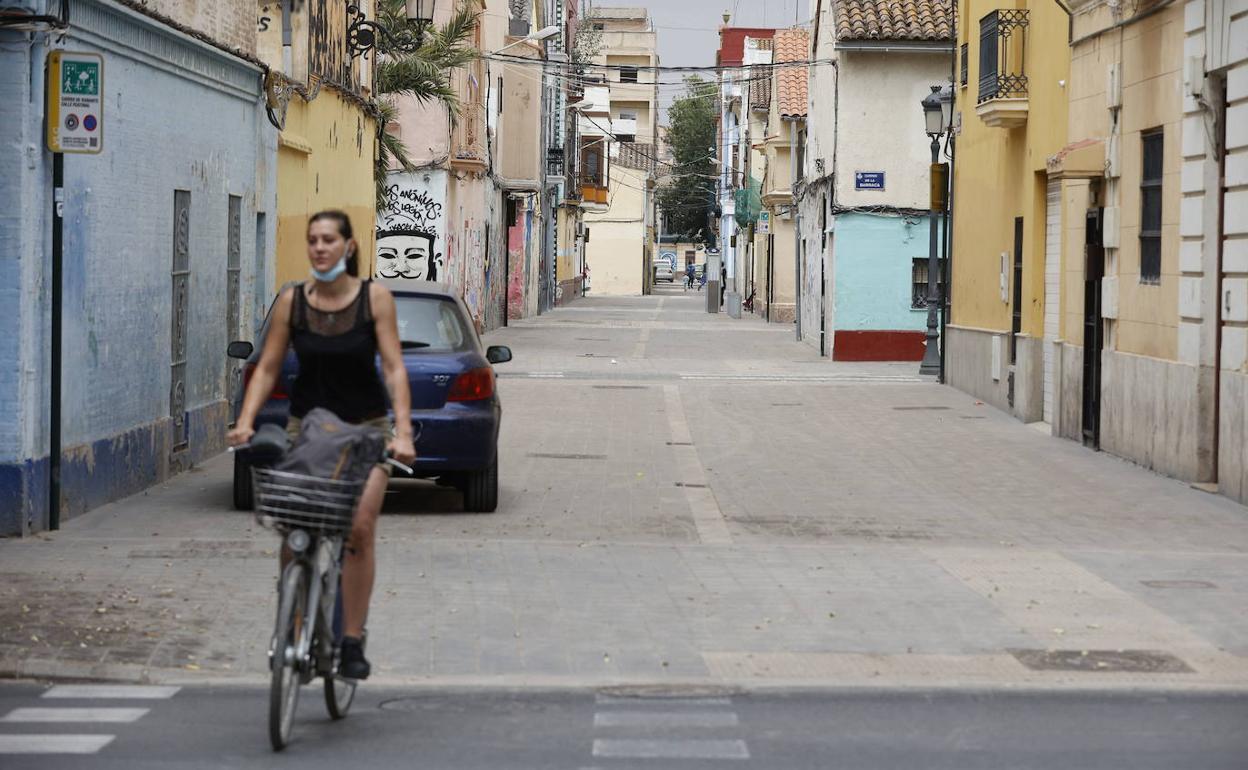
[919,85,951,376]
[347,0,435,58]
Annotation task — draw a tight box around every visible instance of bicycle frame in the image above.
[273,531,345,681]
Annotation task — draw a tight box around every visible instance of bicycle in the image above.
[232,425,412,751]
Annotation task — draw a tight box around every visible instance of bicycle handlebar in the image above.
[229,441,414,475]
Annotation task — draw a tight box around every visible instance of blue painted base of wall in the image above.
[0,401,229,536]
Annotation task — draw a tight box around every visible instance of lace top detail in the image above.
[287,280,389,422]
[291,283,373,336]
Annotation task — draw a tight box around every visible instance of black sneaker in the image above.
[339,636,370,680]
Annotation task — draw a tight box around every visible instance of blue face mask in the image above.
[311,253,348,283]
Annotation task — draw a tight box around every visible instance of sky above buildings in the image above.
[588,0,807,117]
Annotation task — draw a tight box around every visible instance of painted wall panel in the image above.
[833,213,937,332]
[377,171,449,281]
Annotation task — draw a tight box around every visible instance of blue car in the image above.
[227,281,512,512]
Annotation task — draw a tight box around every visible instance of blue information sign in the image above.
[854,171,885,190]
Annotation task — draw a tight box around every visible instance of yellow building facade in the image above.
[257,1,378,291]
[952,0,1248,503]
[947,0,1070,421]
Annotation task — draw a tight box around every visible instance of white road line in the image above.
[0,735,116,754]
[42,684,180,700]
[592,739,750,760]
[594,695,734,706]
[663,384,733,546]
[594,711,740,728]
[2,707,149,723]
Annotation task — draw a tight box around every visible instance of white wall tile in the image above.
[1181,194,1207,237]
[1224,277,1248,322]
[1224,236,1248,273]
[1181,238,1205,272]
[1181,275,1205,318]
[1178,319,1203,364]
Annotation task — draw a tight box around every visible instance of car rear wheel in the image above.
[233,455,255,510]
[462,457,498,513]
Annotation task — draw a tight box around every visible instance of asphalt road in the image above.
[1,682,1245,769]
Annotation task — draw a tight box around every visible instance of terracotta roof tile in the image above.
[833,0,953,42]
[773,28,808,119]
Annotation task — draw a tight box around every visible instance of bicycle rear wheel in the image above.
[269,563,307,751]
[323,582,357,718]
[324,672,356,719]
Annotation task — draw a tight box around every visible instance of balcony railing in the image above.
[580,175,608,204]
[977,9,1028,104]
[451,102,486,168]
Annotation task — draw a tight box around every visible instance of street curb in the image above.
[5,661,1248,696]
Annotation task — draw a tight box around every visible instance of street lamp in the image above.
[918,85,950,377]
[494,25,562,54]
[348,0,435,59]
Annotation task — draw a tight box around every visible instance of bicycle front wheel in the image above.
[269,562,307,751]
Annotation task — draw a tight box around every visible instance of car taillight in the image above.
[242,363,288,400]
[447,367,495,402]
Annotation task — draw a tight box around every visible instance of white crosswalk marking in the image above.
[0,735,116,754]
[2,707,150,723]
[594,710,740,728]
[594,694,732,706]
[41,685,180,700]
[0,683,179,755]
[591,694,751,762]
[592,739,751,759]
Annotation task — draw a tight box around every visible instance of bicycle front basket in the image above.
[252,468,364,535]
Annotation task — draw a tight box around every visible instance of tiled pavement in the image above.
[2,287,1247,690]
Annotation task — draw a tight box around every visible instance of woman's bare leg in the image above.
[342,466,387,638]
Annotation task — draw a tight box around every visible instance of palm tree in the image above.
[373,0,482,208]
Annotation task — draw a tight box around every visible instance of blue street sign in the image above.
[855,171,885,190]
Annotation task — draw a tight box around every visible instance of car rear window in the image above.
[394,295,475,353]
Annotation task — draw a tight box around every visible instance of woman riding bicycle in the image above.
[228,210,415,680]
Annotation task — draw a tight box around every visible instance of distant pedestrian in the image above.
[720,264,727,307]
[685,263,695,291]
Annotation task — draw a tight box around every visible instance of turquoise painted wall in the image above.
[833,212,944,331]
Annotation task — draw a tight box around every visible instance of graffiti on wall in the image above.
[377,173,446,281]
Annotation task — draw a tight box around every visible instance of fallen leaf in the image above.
[185,663,201,671]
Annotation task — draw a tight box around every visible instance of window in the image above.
[580,141,606,186]
[592,22,604,31]
[616,134,636,143]
[978,15,998,99]
[620,66,638,83]
[977,10,1030,103]
[394,297,475,353]
[960,43,969,86]
[912,258,941,309]
[618,110,637,120]
[1140,129,1163,284]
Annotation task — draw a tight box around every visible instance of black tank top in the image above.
[288,280,389,422]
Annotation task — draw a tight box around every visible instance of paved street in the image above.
[2,287,1248,760]
[1,682,1246,768]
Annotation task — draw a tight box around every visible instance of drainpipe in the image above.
[790,118,802,341]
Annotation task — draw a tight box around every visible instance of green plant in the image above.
[657,76,720,239]
[372,0,482,208]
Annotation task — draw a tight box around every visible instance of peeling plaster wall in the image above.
[0,0,275,534]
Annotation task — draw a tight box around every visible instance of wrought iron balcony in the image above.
[976,9,1029,128]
